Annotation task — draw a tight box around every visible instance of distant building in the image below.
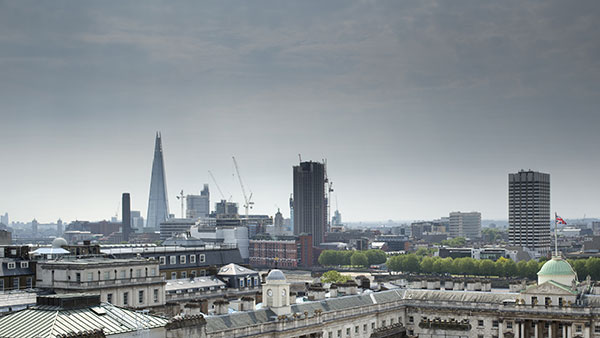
[122,192,132,241]
[56,219,63,236]
[508,170,551,254]
[159,218,197,241]
[215,200,238,217]
[449,211,481,239]
[147,132,170,230]
[31,219,38,237]
[293,161,326,247]
[332,209,342,226]
[191,225,250,261]
[249,234,314,268]
[0,213,8,226]
[131,210,144,229]
[0,230,11,245]
[187,184,210,219]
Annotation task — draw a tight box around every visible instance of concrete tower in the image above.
[508,170,551,254]
[122,193,131,241]
[293,161,326,247]
[146,133,169,230]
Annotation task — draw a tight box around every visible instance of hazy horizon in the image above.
[2,1,600,223]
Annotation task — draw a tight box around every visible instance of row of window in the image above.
[327,317,400,337]
[0,277,33,290]
[159,254,206,265]
[166,269,208,279]
[6,262,29,269]
[106,289,160,306]
[74,268,157,282]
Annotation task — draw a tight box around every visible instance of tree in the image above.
[525,260,540,280]
[571,259,588,280]
[441,237,466,247]
[585,257,600,280]
[365,249,387,265]
[420,256,435,273]
[479,259,495,276]
[404,254,421,273]
[387,255,402,272]
[321,270,351,284]
[351,252,369,267]
[318,250,337,266]
[455,257,476,276]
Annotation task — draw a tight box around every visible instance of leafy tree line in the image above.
[388,255,537,279]
[318,249,387,268]
[387,254,600,280]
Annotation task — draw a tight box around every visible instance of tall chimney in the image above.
[122,193,131,241]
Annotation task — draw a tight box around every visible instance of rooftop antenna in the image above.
[176,190,184,218]
[298,154,302,163]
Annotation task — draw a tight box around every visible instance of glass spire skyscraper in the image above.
[146,132,169,230]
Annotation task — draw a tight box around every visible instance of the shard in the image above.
[146,132,169,229]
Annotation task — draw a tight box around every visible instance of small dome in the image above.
[52,237,68,248]
[266,269,286,281]
[537,256,577,286]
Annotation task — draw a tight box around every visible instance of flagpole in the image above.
[554,212,559,257]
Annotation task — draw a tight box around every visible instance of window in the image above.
[240,279,245,288]
[595,326,600,334]
[20,261,29,268]
[382,320,386,327]
[181,271,187,278]
[391,319,394,325]
[199,254,205,263]
[138,290,144,304]
[558,297,563,307]
[492,320,499,328]
[87,272,93,281]
[191,270,197,277]
[355,326,359,333]
[190,255,196,264]
[337,330,341,337]
[26,277,32,288]
[123,292,129,306]
[409,316,414,323]
[576,325,582,333]
[7,262,15,269]
[0,280,4,291]
[120,270,126,279]
[328,332,332,338]
[150,268,156,276]
[371,322,375,330]
[507,322,512,329]
[346,328,350,336]
[159,256,166,265]
[76,273,81,282]
[180,255,186,264]
[478,335,484,338]
[254,277,258,286]
[104,271,110,280]
[154,289,159,303]
[363,324,367,332]
[12,278,19,289]
[136,269,142,278]
[107,293,113,303]
[478,320,484,327]
[170,256,176,265]
[171,272,177,279]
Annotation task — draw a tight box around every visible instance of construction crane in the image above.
[176,190,185,218]
[208,170,230,201]
[232,156,254,219]
[324,159,334,231]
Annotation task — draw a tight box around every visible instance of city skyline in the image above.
[2,1,600,222]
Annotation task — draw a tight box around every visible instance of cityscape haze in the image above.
[1,1,600,224]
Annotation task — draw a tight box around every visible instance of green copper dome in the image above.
[537,257,577,277]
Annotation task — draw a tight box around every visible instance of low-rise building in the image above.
[249,234,314,268]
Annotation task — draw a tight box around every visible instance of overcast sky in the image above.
[1,1,600,224]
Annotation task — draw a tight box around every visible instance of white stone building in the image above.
[36,257,166,309]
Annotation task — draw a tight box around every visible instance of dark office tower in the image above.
[146,132,170,230]
[508,170,551,254]
[122,193,131,241]
[293,161,326,247]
